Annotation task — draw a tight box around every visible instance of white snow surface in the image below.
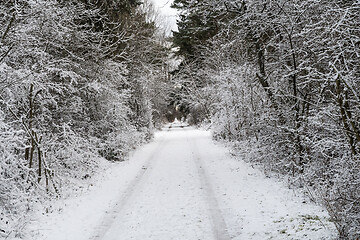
[27,122,337,240]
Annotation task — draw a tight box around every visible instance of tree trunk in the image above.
[336,77,357,155]
[26,84,35,166]
[255,40,277,108]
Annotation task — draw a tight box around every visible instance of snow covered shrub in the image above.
[98,127,146,161]
[43,124,100,192]
[299,105,360,239]
[211,65,263,142]
[82,61,148,161]
[318,159,360,239]
[0,111,31,238]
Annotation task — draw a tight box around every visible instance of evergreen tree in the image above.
[171,0,220,60]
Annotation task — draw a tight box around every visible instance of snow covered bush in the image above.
[0,111,30,238]
[210,65,263,142]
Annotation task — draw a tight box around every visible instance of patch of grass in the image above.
[300,215,320,221]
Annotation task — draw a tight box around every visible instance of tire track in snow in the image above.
[91,138,167,240]
[189,138,231,240]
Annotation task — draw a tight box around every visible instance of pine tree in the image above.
[171,0,220,60]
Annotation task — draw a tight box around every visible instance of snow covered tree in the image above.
[170,0,360,238]
[0,0,172,237]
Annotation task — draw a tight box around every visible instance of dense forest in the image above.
[0,0,172,237]
[170,0,359,238]
[1,0,359,239]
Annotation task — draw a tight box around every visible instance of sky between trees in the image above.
[151,0,178,33]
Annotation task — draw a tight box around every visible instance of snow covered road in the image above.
[93,125,226,240]
[31,122,337,240]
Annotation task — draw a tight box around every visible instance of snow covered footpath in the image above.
[25,122,337,240]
